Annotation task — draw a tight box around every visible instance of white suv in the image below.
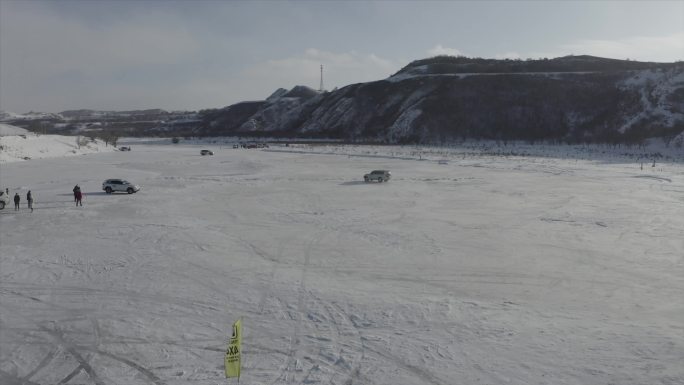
[364,170,391,182]
[102,179,141,194]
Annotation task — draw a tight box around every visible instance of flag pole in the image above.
[238,317,242,384]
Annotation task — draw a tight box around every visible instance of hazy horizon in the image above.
[1,0,683,113]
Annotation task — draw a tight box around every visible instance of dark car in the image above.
[200,150,214,156]
[364,170,391,182]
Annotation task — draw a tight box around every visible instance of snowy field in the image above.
[1,140,683,385]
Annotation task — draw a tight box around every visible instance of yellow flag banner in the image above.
[225,319,242,378]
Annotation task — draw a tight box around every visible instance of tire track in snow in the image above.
[269,231,324,385]
[325,301,370,385]
[324,228,372,385]
[82,347,166,385]
[0,289,89,384]
[249,239,288,315]
[1,283,220,314]
[4,289,168,385]
[40,326,106,385]
[0,295,92,384]
[361,338,447,385]
[256,189,368,384]
[240,236,332,384]
[338,308,449,385]
[44,330,168,385]
[19,347,59,383]
[0,370,42,385]
[57,365,88,385]
[298,298,367,385]
[297,294,355,384]
[275,239,370,385]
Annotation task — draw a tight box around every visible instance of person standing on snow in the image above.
[75,189,83,206]
[73,185,80,202]
[13,193,20,210]
[27,191,34,212]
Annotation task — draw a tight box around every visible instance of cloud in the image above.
[0,0,403,112]
[427,44,462,57]
[85,48,404,110]
[0,2,199,111]
[1,6,197,78]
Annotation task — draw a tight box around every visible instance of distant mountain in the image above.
[1,109,199,137]
[199,55,684,144]
[4,55,684,145]
[393,55,678,76]
[0,111,63,121]
[60,109,168,119]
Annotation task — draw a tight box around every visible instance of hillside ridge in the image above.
[3,55,684,145]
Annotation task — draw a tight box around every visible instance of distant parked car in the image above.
[102,179,141,194]
[364,170,391,183]
[363,170,392,182]
[200,150,214,155]
[0,191,9,210]
[233,143,240,149]
[119,146,131,151]
[245,143,258,149]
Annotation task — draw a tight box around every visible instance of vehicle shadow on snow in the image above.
[56,192,110,197]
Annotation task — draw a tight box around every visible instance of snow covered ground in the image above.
[1,141,683,385]
[1,124,115,163]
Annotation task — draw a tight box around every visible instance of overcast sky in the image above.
[1,0,683,113]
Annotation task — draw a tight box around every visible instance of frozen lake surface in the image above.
[1,142,683,384]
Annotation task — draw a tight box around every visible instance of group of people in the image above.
[8,188,33,212]
[5,185,84,212]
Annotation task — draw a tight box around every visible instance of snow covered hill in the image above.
[0,123,30,136]
[0,123,116,163]
[618,67,684,132]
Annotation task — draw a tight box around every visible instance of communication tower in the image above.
[319,64,325,93]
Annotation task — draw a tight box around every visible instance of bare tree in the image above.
[76,135,88,149]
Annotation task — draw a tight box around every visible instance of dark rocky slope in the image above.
[199,55,684,144]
